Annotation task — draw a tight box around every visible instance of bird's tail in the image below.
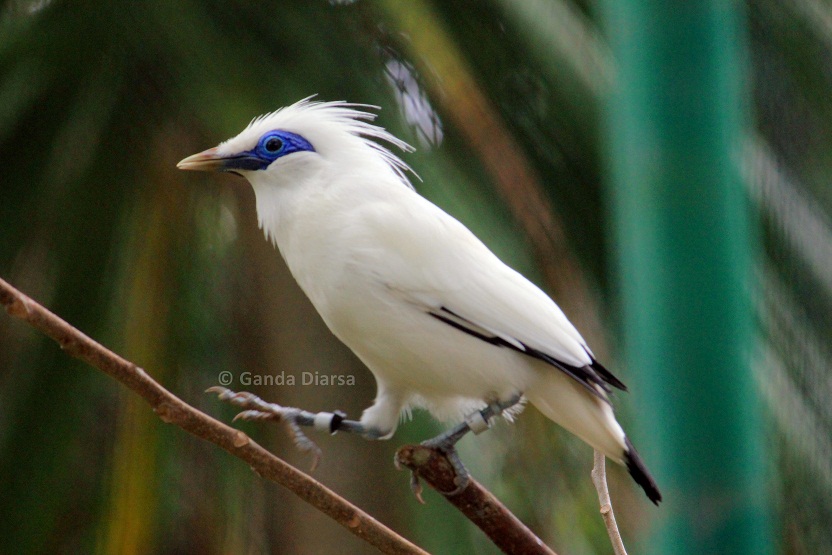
[624,437,662,505]
[527,372,662,504]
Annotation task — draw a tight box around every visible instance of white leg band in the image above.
[314,412,336,433]
[465,410,490,434]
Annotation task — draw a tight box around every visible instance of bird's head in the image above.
[177,97,414,194]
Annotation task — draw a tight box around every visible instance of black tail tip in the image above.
[624,437,662,505]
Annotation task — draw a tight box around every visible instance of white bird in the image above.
[178,98,661,504]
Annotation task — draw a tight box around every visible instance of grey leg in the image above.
[419,393,524,496]
[209,386,524,498]
[207,386,381,470]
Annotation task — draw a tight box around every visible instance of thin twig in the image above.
[395,445,557,555]
[591,450,627,555]
[0,277,427,555]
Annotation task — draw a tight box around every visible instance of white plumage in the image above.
[178,98,661,504]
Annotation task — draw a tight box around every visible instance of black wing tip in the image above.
[430,307,625,401]
[590,358,628,392]
[624,437,662,505]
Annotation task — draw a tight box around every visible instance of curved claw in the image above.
[209,386,323,471]
[419,441,471,497]
[206,385,234,399]
[444,479,468,496]
[438,447,470,496]
[410,472,426,504]
[232,409,274,422]
[284,413,323,471]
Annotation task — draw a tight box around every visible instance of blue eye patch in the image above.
[221,130,315,172]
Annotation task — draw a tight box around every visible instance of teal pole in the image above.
[599,2,772,553]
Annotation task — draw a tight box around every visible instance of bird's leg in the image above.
[209,386,523,498]
[207,386,377,471]
[417,393,524,497]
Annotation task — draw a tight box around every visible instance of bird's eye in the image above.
[264,137,284,153]
[251,130,315,166]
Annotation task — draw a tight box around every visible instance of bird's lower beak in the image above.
[177,147,226,172]
[178,148,265,173]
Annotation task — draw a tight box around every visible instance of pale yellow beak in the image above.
[177,147,225,172]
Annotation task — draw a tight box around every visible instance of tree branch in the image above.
[591,450,628,555]
[395,445,558,555]
[0,277,427,555]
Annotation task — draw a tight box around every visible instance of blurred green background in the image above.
[0,1,829,553]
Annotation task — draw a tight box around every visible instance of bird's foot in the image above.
[410,395,524,498]
[419,432,471,496]
[207,386,323,470]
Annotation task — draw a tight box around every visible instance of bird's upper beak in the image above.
[177,147,226,172]
[177,147,266,173]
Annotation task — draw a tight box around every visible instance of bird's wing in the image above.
[361,195,627,399]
